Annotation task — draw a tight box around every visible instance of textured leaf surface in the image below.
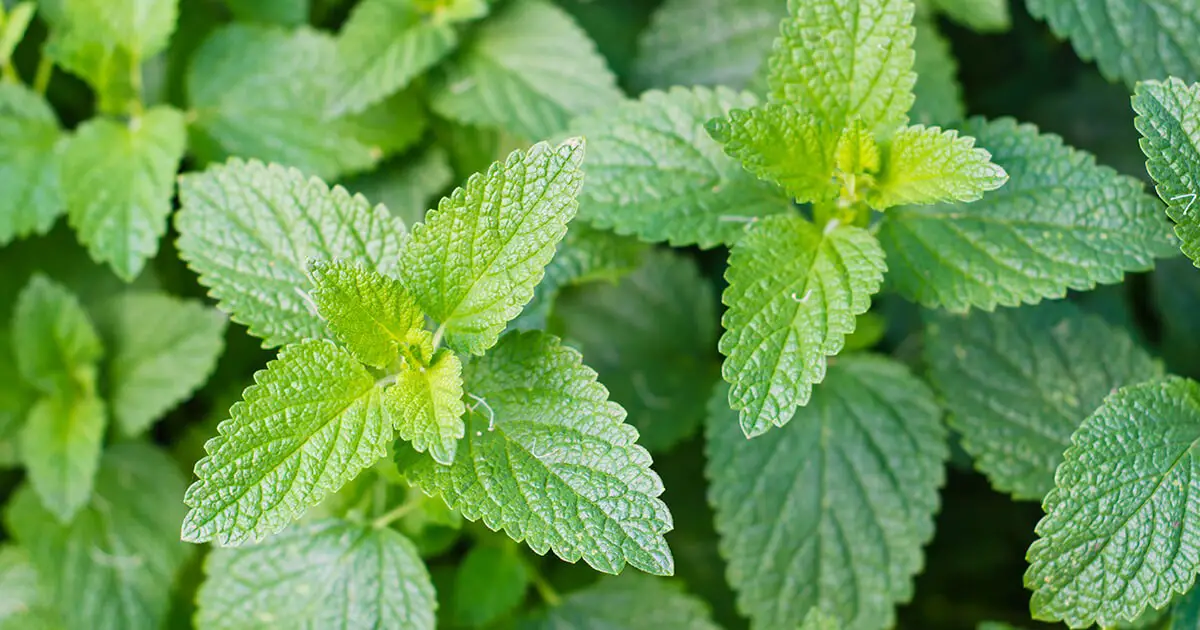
[1027,0,1200,88]
[401,331,674,575]
[520,574,720,630]
[4,443,192,630]
[62,106,186,281]
[197,519,436,630]
[572,86,792,248]
[1133,78,1200,266]
[768,0,916,135]
[878,117,1178,311]
[327,0,458,117]
[398,140,584,354]
[187,25,385,180]
[177,159,405,348]
[1025,377,1200,627]
[310,260,425,369]
[871,124,1007,209]
[388,349,466,466]
[430,0,622,140]
[706,103,839,204]
[925,300,1163,500]
[182,340,393,545]
[20,392,106,523]
[11,274,102,395]
[60,0,178,56]
[800,610,844,630]
[721,214,887,437]
[632,0,785,92]
[0,83,62,245]
[453,545,529,627]
[707,356,947,629]
[94,293,226,436]
[551,249,718,452]
[911,17,965,126]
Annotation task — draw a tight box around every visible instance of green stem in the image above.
[527,563,562,607]
[430,322,447,352]
[370,496,419,529]
[32,51,52,94]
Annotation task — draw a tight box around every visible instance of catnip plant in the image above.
[5,0,1200,628]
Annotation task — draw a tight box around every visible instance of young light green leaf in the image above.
[430,0,622,140]
[520,574,721,630]
[869,124,1007,210]
[768,0,917,135]
[1027,0,1200,88]
[326,0,459,117]
[911,16,966,126]
[400,331,674,576]
[310,260,425,369]
[927,0,1009,32]
[708,356,947,629]
[706,103,839,204]
[550,249,718,452]
[509,224,647,332]
[187,25,387,180]
[632,0,786,92]
[4,443,192,630]
[93,293,227,437]
[11,274,102,395]
[196,519,436,630]
[176,159,406,348]
[1133,78,1200,266]
[878,117,1178,311]
[0,83,63,245]
[19,390,106,523]
[571,86,792,248]
[453,545,529,628]
[181,340,393,545]
[398,139,584,355]
[720,214,887,437]
[387,348,466,466]
[1025,377,1200,627]
[0,2,35,62]
[62,107,185,281]
[58,0,178,57]
[924,300,1163,500]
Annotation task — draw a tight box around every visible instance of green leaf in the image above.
[1133,78,1200,266]
[1026,0,1200,88]
[93,293,227,437]
[400,331,674,576]
[571,86,792,248]
[3,443,192,630]
[878,117,1178,311]
[800,610,844,630]
[927,0,1009,32]
[509,224,647,332]
[453,545,528,627]
[911,16,966,126]
[181,339,393,545]
[707,356,947,629]
[520,574,721,629]
[43,35,138,115]
[310,260,425,369]
[196,519,436,630]
[326,0,459,117]
[0,333,32,467]
[768,0,917,135]
[187,25,389,180]
[1171,584,1200,628]
[0,545,43,622]
[430,0,622,140]
[58,0,178,57]
[0,83,63,245]
[0,2,35,62]
[720,214,887,437]
[632,0,786,92]
[705,103,839,204]
[924,300,1163,500]
[11,274,102,395]
[62,107,186,281]
[398,139,584,355]
[19,390,106,523]
[1025,376,1200,627]
[339,147,455,228]
[550,249,718,452]
[387,347,466,466]
[224,0,308,25]
[176,159,406,348]
[869,124,1008,210]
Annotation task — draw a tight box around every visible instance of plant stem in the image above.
[430,322,447,351]
[527,563,562,607]
[32,51,52,94]
[370,497,419,529]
